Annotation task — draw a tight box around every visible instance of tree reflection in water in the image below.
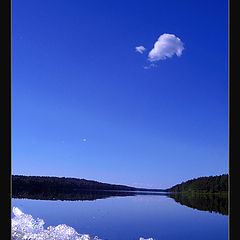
[13,187,228,216]
[167,193,228,215]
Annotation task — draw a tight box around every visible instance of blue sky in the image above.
[12,0,228,188]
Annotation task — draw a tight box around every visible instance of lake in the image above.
[12,193,228,240]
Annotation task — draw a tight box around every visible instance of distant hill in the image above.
[12,175,137,193]
[12,175,166,200]
[166,174,228,193]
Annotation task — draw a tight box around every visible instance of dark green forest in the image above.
[12,174,228,198]
[12,175,166,197]
[165,174,228,215]
[12,175,166,201]
[166,174,228,193]
[12,175,137,194]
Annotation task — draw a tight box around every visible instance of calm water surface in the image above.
[12,195,228,240]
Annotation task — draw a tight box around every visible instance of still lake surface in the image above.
[12,194,228,240]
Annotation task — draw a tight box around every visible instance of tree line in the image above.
[12,175,137,195]
[166,174,228,193]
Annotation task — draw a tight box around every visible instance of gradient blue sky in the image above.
[12,0,228,188]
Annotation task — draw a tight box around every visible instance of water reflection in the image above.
[12,194,228,240]
[167,193,228,215]
[13,189,228,215]
[12,189,167,201]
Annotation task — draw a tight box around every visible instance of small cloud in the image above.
[148,33,184,62]
[135,46,146,54]
[143,63,156,70]
[82,138,87,142]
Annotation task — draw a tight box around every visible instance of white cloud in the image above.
[148,33,184,62]
[143,63,156,69]
[135,46,146,54]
